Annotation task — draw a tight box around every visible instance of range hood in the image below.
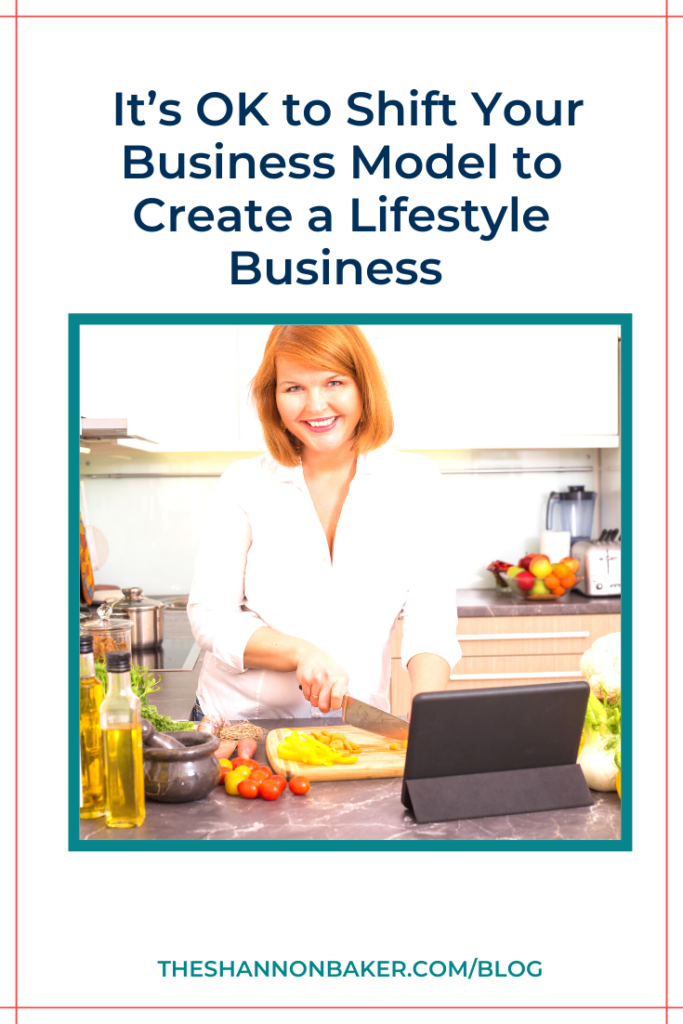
[80,417,158,445]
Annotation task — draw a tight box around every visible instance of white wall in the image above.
[80,445,610,595]
[599,443,622,532]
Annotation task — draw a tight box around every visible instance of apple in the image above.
[529,579,551,597]
[516,570,535,591]
[518,553,542,570]
[506,566,523,578]
[561,557,580,574]
[529,556,552,579]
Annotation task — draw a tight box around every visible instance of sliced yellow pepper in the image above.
[277,730,359,766]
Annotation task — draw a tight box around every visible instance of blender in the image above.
[546,485,597,545]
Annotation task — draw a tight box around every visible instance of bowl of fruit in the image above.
[501,555,582,601]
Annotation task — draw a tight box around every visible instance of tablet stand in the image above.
[404,763,593,824]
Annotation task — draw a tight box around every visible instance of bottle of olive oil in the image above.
[79,632,106,819]
[101,650,145,829]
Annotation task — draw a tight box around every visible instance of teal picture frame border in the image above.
[69,313,632,852]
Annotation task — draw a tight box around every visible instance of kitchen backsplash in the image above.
[80,445,620,596]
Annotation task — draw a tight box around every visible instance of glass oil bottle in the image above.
[100,650,146,828]
[79,632,106,819]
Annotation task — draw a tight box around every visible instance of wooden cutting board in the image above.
[266,725,407,781]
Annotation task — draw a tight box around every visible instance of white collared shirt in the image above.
[188,446,461,720]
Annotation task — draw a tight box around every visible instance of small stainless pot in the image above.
[116,586,164,648]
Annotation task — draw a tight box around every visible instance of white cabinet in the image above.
[80,324,242,453]
[81,322,620,452]
[362,324,620,449]
[236,324,271,445]
[237,322,619,450]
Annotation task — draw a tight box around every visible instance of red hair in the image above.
[250,325,394,467]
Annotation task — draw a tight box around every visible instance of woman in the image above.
[188,324,460,721]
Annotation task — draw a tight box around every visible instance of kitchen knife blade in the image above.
[341,695,409,740]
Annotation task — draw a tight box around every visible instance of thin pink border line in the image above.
[665,0,670,1020]
[9,1006,672,1011]
[14,1,18,1022]
[0,11,670,16]
[11,8,668,1020]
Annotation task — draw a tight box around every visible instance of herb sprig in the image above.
[94,658,193,732]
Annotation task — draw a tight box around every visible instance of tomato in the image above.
[232,758,260,771]
[225,771,245,796]
[269,774,287,793]
[237,778,260,799]
[250,769,269,785]
[234,765,252,778]
[289,775,311,795]
[259,779,283,801]
[218,763,232,784]
[257,764,273,778]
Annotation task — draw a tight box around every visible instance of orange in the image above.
[545,574,560,590]
[562,574,576,588]
[554,563,570,579]
[551,586,566,596]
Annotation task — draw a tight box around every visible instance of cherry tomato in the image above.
[232,758,260,771]
[234,765,251,779]
[250,769,269,785]
[256,764,273,778]
[237,778,260,799]
[218,763,232,784]
[259,779,283,801]
[269,774,287,793]
[225,771,245,796]
[289,775,311,795]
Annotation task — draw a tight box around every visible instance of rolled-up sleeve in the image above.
[399,460,462,672]
[188,465,268,673]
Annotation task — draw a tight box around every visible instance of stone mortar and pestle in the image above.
[142,719,221,803]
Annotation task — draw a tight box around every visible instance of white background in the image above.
[6,5,669,1018]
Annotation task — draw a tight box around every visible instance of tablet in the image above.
[401,681,592,822]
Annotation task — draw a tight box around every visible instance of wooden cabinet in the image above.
[389,613,620,716]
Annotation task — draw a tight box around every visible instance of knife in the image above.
[298,685,409,740]
[341,695,409,740]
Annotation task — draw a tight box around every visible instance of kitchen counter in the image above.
[79,713,620,844]
[457,588,621,617]
[80,607,620,844]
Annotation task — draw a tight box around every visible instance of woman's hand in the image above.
[296,643,349,714]
[244,628,349,713]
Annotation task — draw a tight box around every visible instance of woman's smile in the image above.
[303,415,339,432]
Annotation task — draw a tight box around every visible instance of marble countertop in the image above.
[79,711,620,843]
[457,588,621,617]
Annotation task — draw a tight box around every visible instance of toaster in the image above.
[571,538,621,597]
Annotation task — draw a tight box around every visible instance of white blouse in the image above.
[188,446,461,720]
